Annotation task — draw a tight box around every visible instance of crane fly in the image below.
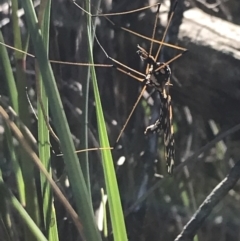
[79,0,186,173]
[0,0,186,174]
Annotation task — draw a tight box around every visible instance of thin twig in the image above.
[174,159,240,241]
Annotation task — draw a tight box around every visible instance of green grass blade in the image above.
[37,0,59,240]
[0,31,25,205]
[0,31,18,113]
[91,67,128,241]
[87,24,128,241]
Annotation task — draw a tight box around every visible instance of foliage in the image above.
[0,0,240,241]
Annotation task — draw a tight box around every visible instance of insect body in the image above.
[137,45,175,174]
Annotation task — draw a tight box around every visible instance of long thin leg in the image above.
[92,3,160,17]
[146,3,161,75]
[57,147,114,156]
[94,34,146,81]
[148,3,161,59]
[115,67,145,82]
[154,50,187,73]
[0,41,113,67]
[154,0,179,62]
[73,0,160,17]
[108,56,146,78]
[114,86,147,146]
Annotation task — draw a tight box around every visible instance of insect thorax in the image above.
[137,45,171,91]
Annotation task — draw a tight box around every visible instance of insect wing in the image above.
[163,94,175,174]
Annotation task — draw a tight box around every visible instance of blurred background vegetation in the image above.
[0,0,240,240]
